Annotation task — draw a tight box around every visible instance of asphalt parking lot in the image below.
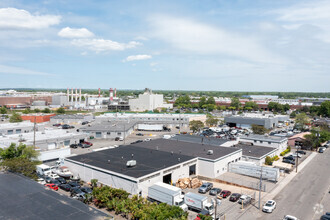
[182,180,258,220]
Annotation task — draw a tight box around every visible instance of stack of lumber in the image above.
[176,178,203,189]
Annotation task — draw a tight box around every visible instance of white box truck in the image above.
[184,192,214,214]
[148,182,188,211]
[36,164,52,176]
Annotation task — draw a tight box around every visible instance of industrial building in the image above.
[64,138,242,197]
[95,112,206,128]
[64,144,195,197]
[21,113,56,123]
[50,114,93,124]
[224,113,289,129]
[239,134,288,155]
[0,129,88,161]
[231,144,277,165]
[128,88,173,111]
[80,121,136,139]
[0,121,45,135]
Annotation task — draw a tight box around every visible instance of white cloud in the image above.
[58,27,94,38]
[125,54,152,62]
[150,62,158,66]
[0,7,61,29]
[149,15,284,64]
[71,39,141,52]
[0,64,54,76]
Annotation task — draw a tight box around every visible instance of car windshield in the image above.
[201,184,207,187]
[265,203,272,206]
[206,204,214,211]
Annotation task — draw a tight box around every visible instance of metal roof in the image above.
[240,134,287,143]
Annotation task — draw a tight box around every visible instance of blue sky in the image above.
[0,0,329,92]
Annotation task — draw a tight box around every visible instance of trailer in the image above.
[148,182,188,211]
[184,192,214,214]
[36,164,52,176]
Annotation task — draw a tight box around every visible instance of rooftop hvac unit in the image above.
[207,150,213,155]
[126,160,136,167]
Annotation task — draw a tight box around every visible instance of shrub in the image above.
[265,156,272,165]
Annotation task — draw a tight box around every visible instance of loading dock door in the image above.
[48,143,56,150]
[189,164,196,176]
[163,173,172,185]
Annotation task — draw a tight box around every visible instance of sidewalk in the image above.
[264,152,317,201]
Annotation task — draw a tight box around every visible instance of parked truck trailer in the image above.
[184,192,214,214]
[148,182,188,211]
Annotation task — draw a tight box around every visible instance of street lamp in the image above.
[212,198,221,220]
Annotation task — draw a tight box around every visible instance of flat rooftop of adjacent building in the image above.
[0,172,107,220]
[0,129,86,147]
[170,134,229,146]
[81,121,136,132]
[0,121,34,129]
[51,114,92,119]
[66,145,194,178]
[231,144,277,158]
[133,138,241,160]
[240,134,287,143]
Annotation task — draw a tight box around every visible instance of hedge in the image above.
[280,147,291,156]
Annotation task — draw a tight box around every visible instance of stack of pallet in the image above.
[176,178,203,189]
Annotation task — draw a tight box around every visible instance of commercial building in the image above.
[224,113,289,129]
[64,144,195,197]
[0,121,45,135]
[239,134,288,155]
[230,144,277,165]
[0,129,88,161]
[95,112,206,128]
[128,88,173,111]
[50,114,94,124]
[288,132,310,147]
[0,173,107,220]
[21,113,56,123]
[52,95,68,106]
[64,138,242,197]
[80,122,136,139]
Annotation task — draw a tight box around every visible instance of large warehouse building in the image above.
[64,139,242,196]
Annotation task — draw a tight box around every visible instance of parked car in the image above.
[44,176,52,183]
[70,187,85,197]
[229,193,241,202]
[83,141,93,146]
[144,138,151,142]
[136,133,144,136]
[45,183,58,191]
[198,182,213,194]
[80,187,93,194]
[238,195,251,205]
[53,123,61,127]
[82,121,89,125]
[283,155,295,161]
[291,153,302,158]
[70,144,78,149]
[220,190,231,198]
[68,181,80,188]
[319,147,326,153]
[55,177,67,184]
[59,184,72,191]
[262,200,276,213]
[115,137,120,141]
[283,215,298,220]
[50,179,61,186]
[62,124,73,129]
[209,188,221,196]
[321,212,330,220]
[296,150,306,155]
[283,159,296,165]
[78,143,91,148]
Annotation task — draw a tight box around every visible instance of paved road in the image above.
[254,149,330,220]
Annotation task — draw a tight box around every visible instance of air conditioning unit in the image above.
[207,150,213,155]
[126,160,136,167]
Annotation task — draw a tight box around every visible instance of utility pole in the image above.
[258,165,263,210]
[124,123,126,145]
[33,116,36,149]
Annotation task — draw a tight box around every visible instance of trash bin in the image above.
[90,136,94,139]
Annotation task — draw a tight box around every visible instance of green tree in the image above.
[189,120,204,132]
[251,124,268,135]
[265,156,272,165]
[206,97,216,105]
[56,107,65,114]
[319,101,330,117]
[244,101,258,111]
[22,109,31,114]
[295,113,310,130]
[290,111,296,118]
[174,95,191,108]
[199,97,207,108]
[206,115,219,127]
[91,179,98,189]
[230,98,241,110]
[9,112,23,123]
[0,106,7,114]
[153,109,160,113]
[42,108,51,113]
[34,108,41,113]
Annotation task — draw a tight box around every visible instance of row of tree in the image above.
[0,143,40,179]
[92,185,188,219]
